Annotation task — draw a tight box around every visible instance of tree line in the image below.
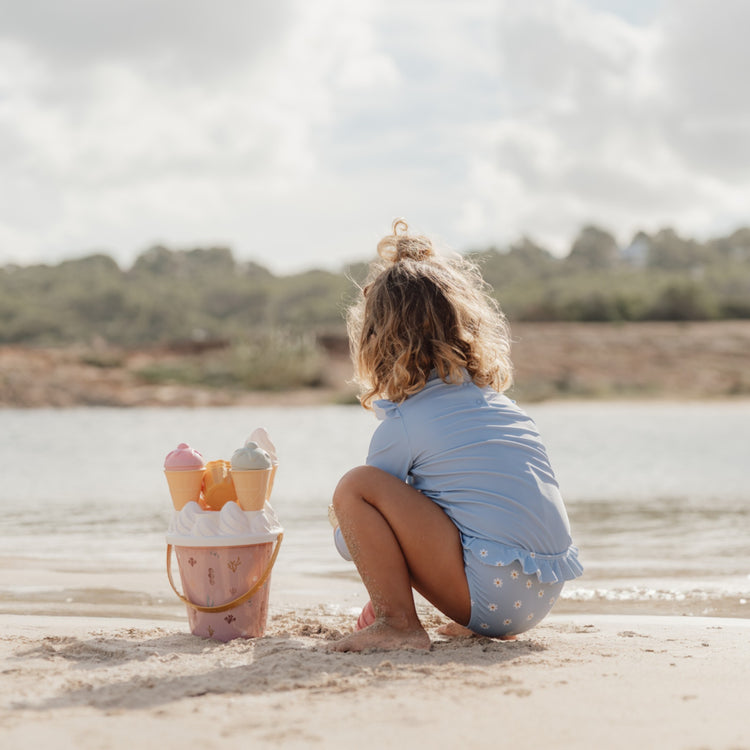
[1,224,749,348]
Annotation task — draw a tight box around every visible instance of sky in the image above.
[1,0,749,274]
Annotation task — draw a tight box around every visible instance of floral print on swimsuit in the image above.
[464,558,565,637]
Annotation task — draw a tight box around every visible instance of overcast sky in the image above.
[1,0,748,273]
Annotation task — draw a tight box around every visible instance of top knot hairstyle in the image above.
[347,219,513,409]
[376,218,434,263]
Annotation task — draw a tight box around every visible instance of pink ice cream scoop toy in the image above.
[164,443,205,469]
[164,443,205,510]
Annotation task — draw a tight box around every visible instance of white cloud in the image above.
[655,0,750,181]
[457,0,750,252]
[0,0,749,271]
[0,1,399,267]
[0,1,294,76]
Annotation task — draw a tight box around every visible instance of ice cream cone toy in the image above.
[249,427,279,500]
[202,460,238,511]
[164,443,205,510]
[249,427,277,462]
[231,470,272,511]
[164,470,205,510]
[266,464,278,501]
[230,440,273,511]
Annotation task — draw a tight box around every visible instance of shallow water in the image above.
[1,402,748,618]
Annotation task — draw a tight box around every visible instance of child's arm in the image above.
[366,403,412,481]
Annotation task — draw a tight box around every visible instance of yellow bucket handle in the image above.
[166,532,283,614]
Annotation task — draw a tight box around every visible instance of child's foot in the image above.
[436,621,518,641]
[329,619,431,652]
[436,621,475,637]
[356,600,376,630]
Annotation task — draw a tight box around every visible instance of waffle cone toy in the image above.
[163,443,206,510]
[231,468,273,511]
[164,469,205,510]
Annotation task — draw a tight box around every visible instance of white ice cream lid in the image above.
[231,440,273,470]
[166,501,283,547]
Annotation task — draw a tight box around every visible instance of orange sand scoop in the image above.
[201,460,238,510]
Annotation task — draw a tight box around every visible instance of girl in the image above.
[330,220,582,652]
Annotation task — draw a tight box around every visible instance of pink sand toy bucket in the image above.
[166,501,283,641]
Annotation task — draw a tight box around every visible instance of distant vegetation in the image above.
[470,225,750,323]
[1,225,749,391]
[2,224,749,347]
[0,246,356,346]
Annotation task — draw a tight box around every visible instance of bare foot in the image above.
[329,620,431,652]
[437,621,476,637]
[436,621,518,641]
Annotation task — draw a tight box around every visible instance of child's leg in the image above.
[329,465,471,652]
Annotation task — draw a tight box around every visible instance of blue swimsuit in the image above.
[364,373,582,636]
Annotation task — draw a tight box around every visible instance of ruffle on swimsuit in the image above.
[462,536,583,584]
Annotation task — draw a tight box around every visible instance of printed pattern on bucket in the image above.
[175,542,274,641]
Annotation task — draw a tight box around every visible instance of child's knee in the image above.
[335,465,378,493]
[333,465,390,512]
[333,466,367,509]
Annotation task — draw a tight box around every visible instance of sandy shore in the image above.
[2,607,748,750]
[3,320,750,406]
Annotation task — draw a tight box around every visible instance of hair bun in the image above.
[377,218,434,263]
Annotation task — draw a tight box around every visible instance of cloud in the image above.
[0,0,749,271]
[0,0,295,78]
[458,0,750,251]
[656,0,750,180]
[0,1,400,267]
[459,1,666,246]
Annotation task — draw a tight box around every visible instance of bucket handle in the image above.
[166,533,283,614]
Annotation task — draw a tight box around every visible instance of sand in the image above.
[2,606,749,750]
[4,320,750,406]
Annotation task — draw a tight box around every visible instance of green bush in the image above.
[136,332,324,391]
[1,230,750,350]
[644,282,719,321]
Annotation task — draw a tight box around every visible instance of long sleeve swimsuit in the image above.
[366,372,582,584]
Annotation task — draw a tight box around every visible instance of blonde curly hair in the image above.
[347,219,513,409]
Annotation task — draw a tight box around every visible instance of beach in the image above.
[2,529,749,750]
[2,607,749,750]
[3,321,750,407]
[1,401,749,748]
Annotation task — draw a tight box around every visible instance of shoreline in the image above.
[2,610,748,749]
[4,543,749,623]
[3,320,750,407]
